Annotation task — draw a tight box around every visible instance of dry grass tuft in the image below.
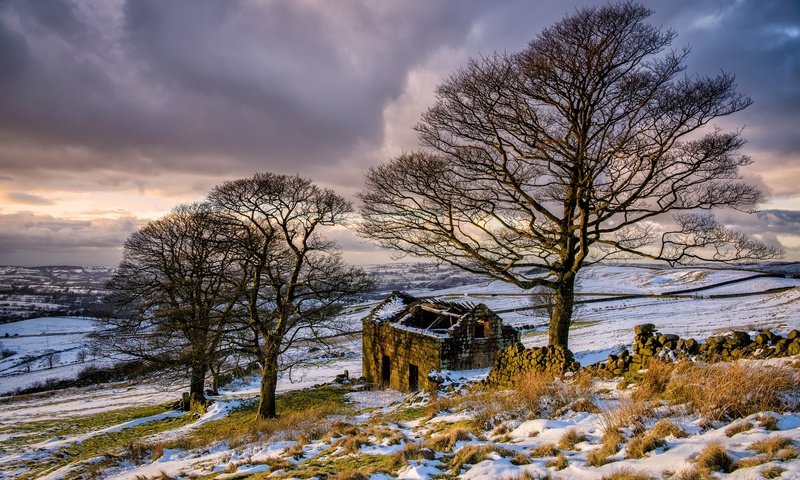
[724,421,753,437]
[504,472,553,480]
[600,467,654,480]
[545,452,568,470]
[587,428,623,467]
[736,454,771,469]
[774,445,800,461]
[557,428,587,450]
[511,451,532,465]
[761,465,786,479]
[750,435,796,456]
[694,442,735,473]
[513,369,596,418]
[625,433,665,459]
[329,472,369,480]
[670,466,713,480]
[530,443,560,458]
[650,419,687,439]
[598,397,648,434]
[631,360,676,401]
[664,362,800,420]
[424,427,472,452]
[449,444,514,474]
[391,442,436,467]
[758,415,779,431]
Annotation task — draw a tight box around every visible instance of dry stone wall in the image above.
[486,324,800,386]
[485,342,579,387]
[588,323,800,377]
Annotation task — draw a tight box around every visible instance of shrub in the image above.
[694,443,734,473]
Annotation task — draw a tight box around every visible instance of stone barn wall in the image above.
[441,305,520,370]
[362,319,444,392]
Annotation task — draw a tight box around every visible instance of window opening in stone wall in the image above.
[475,321,485,338]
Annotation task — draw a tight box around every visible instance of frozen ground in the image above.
[0,264,798,479]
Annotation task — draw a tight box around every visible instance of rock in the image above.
[634,324,656,336]
[788,330,799,340]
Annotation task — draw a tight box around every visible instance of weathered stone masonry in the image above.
[362,292,519,392]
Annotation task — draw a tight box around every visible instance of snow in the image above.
[1,264,799,480]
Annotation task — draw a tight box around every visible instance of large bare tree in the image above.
[209,173,372,420]
[103,203,240,405]
[357,2,781,349]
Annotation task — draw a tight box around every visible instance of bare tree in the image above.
[209,173,373,420]
[101,203,240,405]
[357,2,781,349]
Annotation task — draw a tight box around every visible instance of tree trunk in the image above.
[256,341,280,420]
[548,274,575,349]
[210,365,220,395]
[189,364,207,402]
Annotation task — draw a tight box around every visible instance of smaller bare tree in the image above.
[101,203,241,405]
[209,173,373,420]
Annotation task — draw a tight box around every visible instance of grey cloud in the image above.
[0,212,141,266]
[0,0,491,180]
[2,192,55,205]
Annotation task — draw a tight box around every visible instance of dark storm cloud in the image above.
[0,0,492,179]
[0,0,796,180]
[0,0,798,265]
[646,0,800,157]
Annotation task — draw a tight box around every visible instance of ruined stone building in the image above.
[362,292,520,392]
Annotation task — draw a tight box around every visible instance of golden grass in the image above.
[758,415,779,431]
[424,427,473,452]
[749,435,796,456]
[736,454,771,469]
[625,433,665,459]
[724,421,753,437]
[631,360,676,402]
[761,465,785,479]
[557,428,586,450]
[664,362,800,420]
[587,428,623,467]
[449,444,514,474]
[545,452,568,470]
[694,442,734,473]
[530,443,560,458]
[600,467,655,480]
[650,419,686,439]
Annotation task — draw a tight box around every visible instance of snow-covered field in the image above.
[0,264,798,479]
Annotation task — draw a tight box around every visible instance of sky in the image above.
[0,0,798,266]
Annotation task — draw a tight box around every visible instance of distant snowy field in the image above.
[0,264,798,397]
